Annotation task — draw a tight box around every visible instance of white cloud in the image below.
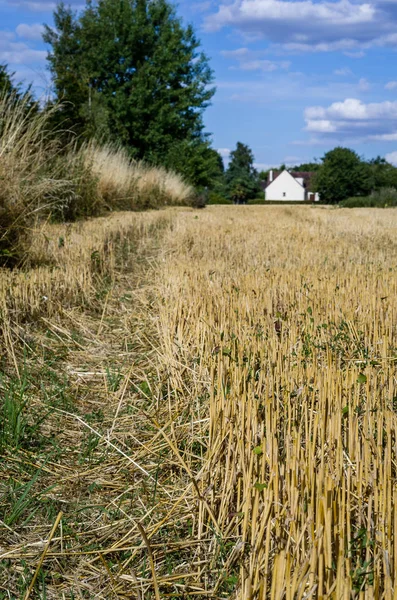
[254,163,273,170]
[358,77,370,91]
[0,46,47,64]
[0,30,46,65]
[344,51,366,58]
[385,151,397,165]
[205,0,397,53]
[217,148,231,158]
[306,98,397,121]
[334,67,353,76]
[206,0,376,32]
[385,81,397,90]
[16,23,45,41]
[221,48,249,59]
[371,133,397,140]
[304,98,397,141]
[239,59,289,71]
[221,47,290,71]
[306,119,337,132]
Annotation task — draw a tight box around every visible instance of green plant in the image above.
[0,371,29,451]
[106,366,123,392]
[3,468,43,527]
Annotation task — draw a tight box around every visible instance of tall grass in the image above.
[0,94,193,265]
[81,141,193,210]
[0,93,65,266]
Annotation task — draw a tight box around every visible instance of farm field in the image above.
[1,205,397,599]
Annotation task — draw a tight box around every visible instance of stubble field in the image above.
[1,205,397,599]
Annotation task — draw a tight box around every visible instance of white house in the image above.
[263,170,320,202]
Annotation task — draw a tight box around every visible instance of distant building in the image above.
[262,170,320,202]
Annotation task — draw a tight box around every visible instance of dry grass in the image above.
[81,142,194,210]
[0,93,193,265]
[1,205,397,599]
[0,93,65,266]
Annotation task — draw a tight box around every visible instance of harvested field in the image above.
[1,205,397,599]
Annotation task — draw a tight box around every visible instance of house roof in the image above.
[261,170,316,191]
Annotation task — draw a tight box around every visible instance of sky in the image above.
[1,0,397,169]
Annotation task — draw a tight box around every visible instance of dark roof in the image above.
[261,170,316,191]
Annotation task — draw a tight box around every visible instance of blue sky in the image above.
[1,0,397,169]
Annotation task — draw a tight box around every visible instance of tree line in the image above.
[229,146,397,205]
[1,0,397,206]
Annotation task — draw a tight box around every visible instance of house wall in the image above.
[265,170,306,202]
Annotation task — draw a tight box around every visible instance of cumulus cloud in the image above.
[0,45,46,64]
[16,23,45,41]
[205,0,397,53]
[385,81,397,90]
[385,151,397,165]
[221,47,290,71]
[304,98,397,141]
[0,30,46,65]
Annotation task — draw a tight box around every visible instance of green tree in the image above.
[0,64,36,109]
[291,162,321,172]
[369,156,397,190]
[44,0,215,160]
[0,64,17,95]
[226,142,260,204]
[314,147,372,203]
[163,140,224,189]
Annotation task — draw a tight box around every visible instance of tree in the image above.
[314,147,372,203]
[0,64,36,108]
[44,0,215,161]
[369,156,397,190]
[226,142,260,204]
[163,140,224,189]
[0,64,17,95]
[291,162,321,172]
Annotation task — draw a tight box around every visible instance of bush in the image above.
[340,196,375,208]
[207,192,232,205]
[247,195,266,205]
[341,187,397,208]
[371,187,397,206]
[190,191,207,209]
